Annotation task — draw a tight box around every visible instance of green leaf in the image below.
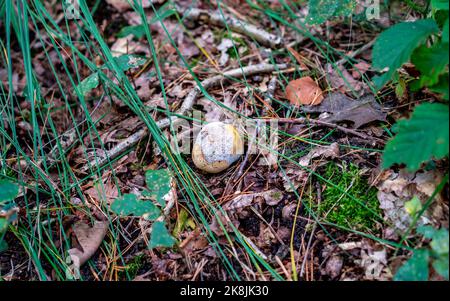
[145,169,173,206]
[76,72,100,96]
[430,228,449,255]
[382,103,449,171]
[411,42,449,88]
[117,25,146,39]
[433,256,449,279]
[431,0,449,10]
[429,73,449,100]
[76,54,146,96]
[404,196,423,216]
[173,208,189,237]
[307,0,355,24]
[417,225,438,239]
[111,193,160,221]
[372,19,439,90]
[394,249,430,281]
[109,54,147,72]
[116,9,176,38]
[0,239,8,253]
[149,221,176,249]
[443,18,449,43]
[0,180,19,204]
[0,218,8,233]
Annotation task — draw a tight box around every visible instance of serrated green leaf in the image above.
[111,193,160,221]
[429,73,449,100]
[394,249,430,281]
[149,221,176,249]
[77,72,100,96]
[433,256,449,279]
[145,169,172,206]
[372,19,439,90]
[0,180,19,205]
[405,196,423,216]
[432,0,449,10]
[412,42,449,88]
[307,0,355,24]
[382,103,449,171]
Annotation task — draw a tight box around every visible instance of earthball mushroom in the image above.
[192,122,244,173]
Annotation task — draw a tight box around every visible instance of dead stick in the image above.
[179,7,283,48]
[80,63,288,173]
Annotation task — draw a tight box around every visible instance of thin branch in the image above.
[179,7,283,48]
[261,117,384,144]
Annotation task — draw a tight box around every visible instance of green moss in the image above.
[120,254,145,280]
[316,162,381,232]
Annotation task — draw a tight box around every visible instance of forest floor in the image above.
[0,0,448,281]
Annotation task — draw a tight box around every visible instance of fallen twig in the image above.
[261,76,278,117]
[260,117,384,144]
[179,7,283,48]
[80,63,287,173]
[335,39,376,66]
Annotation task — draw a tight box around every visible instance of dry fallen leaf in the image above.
[301,93,386,129]
[326,64,367,95]
[286,76,324,106]
[223,189,284,211]
[281,143,339,192]
[105,0,164,12]
[68,220,109,273]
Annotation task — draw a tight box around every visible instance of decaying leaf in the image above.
[299,142,340,167]
[223,189,284,211]
[324,255,343,279]
[286,76,324,106]
[375,169,447,238]
[326,63,368,95]
[105,0,164,12]
[68,220,109,273]
[301,92,387,128]
[281,143,339,192]
[145,169,174,206]
[210,210,240,236]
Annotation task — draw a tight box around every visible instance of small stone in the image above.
[192,122,244,173]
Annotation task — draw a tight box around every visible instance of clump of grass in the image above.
[317,162,381,232]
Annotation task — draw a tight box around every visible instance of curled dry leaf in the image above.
[68,220,109,274]
[286,76,324,106]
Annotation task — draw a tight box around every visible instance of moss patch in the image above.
[316,162,381,232]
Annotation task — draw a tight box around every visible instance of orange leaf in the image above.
[286,76,324,106]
